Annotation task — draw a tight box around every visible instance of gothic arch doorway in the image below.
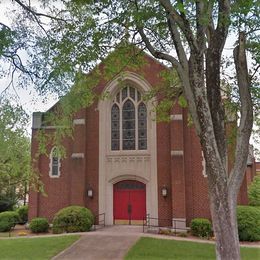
[113,180,146,225]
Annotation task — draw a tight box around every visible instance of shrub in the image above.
[248,176,260,206]
[29,218,49,233]
[191,218,213,238]
[0,193,17,213]
[0,219,13,232]
[52,206,94,234]
[237,206,260,241]
[16,205,28,224]
[177,232,188,238]
[0,211,19,232]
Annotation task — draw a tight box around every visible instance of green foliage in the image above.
[52,206,94,234]
[0,219,13,232]
[248,176,260,206]
[0,192,17,213]
[29,218,49,233]
[0,100,43,203]
[16,205,28,224]
[237,206,260,241]
[190,218,213,238]
[0,101,36,202]
[0,25,14,56]
[0,211,19,232]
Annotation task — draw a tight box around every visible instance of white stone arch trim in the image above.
[49,146,61,178]
[109,175,149,185]
[99,72,155,154]
[102,71,153,99]
[98,71,158,225]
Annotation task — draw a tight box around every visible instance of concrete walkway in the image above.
[52,226,143,260]
[52,225,260,260]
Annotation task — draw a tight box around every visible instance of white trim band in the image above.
[73,119,85,125]
[170,114,183,121]
[171,150,184,156]
[71,153,84,159]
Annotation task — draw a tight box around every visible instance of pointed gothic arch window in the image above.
[111,104,120,150]
[111,85,147,151]
[49,147,61,177]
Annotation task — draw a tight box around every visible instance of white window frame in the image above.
[49,147,61,178]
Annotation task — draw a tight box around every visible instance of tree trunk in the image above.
[208,171,240,260]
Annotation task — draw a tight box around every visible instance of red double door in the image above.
[113,180,146,225]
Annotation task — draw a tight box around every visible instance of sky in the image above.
[0,1,59,133]
[0,1,259,159]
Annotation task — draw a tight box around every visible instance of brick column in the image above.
[69,111,86,205]
[170,104,186,229]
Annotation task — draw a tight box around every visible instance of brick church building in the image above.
[29,52,255,227]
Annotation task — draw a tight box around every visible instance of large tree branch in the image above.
[215,0,231,52]
[196,1,207,53]
[205,1,231,167]
[137,26,201,134]
[166,15,188,71]
[158,0,198,52]
[138,27,181,69]
[205,0,215,43]
[228,32,253,194]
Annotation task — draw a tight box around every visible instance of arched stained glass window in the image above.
[138,102,147,150]
[111,104,120,150]
[122,100,135,150]
[111,85,147,151]
[49,147,61,177]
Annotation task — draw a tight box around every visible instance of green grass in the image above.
[0,235,80,260]
[125,237,260,260]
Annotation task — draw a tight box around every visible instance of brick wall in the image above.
[29,52,253,226]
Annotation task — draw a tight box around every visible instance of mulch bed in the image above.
[0,224,53,237]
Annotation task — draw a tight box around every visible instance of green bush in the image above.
[29,218,49,233]
[237,206,260,241]
[52,206,94,234]
[248,176,260,206]
[0,219,13,232]
[0,211,19,232]
[16,205,28,224]
[0,193,17,213]
[191,218,213,238]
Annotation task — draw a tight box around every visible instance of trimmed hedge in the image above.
[52,206,94,234]
[0,211,19,232]
[237,206,260,241]
[191,218,213,238]
[16,205,28,224]
[29,218,49,233]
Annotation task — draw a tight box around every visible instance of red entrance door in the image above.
[113,180,146,225]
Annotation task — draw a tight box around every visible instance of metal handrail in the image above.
[93,213,105,230]
[143,214,188,235]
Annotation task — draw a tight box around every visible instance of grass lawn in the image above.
[125,237,260,260]
[0,235,80,260]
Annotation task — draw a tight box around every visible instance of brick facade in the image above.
[29,53,255,226]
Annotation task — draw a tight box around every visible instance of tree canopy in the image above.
[0,1,259,259]
[0,100,33,210]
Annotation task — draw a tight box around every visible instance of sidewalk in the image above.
[52,225,260,260]
[52,226,142,260]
